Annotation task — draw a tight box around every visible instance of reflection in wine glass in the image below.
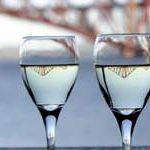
[20,36,79,150]
[94,33,150,150]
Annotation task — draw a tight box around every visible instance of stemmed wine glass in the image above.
[94,33,150,150]
[20,36,79,149]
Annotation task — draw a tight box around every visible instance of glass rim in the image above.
[97,33,150,38]
[22,35,76,40]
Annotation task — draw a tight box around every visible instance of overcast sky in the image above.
[0,14,92,60]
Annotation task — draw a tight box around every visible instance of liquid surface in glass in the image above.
[21,64,78,109]
[95,64,150,114]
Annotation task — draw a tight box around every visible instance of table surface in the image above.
[1,147,150,150]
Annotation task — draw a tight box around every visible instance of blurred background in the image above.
[0,0,149,148]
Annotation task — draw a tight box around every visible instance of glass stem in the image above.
[120,119,132,150]
[45,115,56,150]
[113,109,141,150]
[38,106,62,150]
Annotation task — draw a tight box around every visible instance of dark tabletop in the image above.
[1,147,150,150]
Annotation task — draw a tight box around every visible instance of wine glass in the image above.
[20,36,79,150]
[94,33,150,150]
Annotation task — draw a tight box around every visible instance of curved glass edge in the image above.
[93,33,150,65]
[96,33,150,38]
[19,35,80,64]
[22,35,76,40]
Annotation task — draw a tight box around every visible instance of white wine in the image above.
[95,65,150,116]
[21,64,78,111]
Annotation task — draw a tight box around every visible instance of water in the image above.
[21,64,78,105]
[95,65,150,109]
